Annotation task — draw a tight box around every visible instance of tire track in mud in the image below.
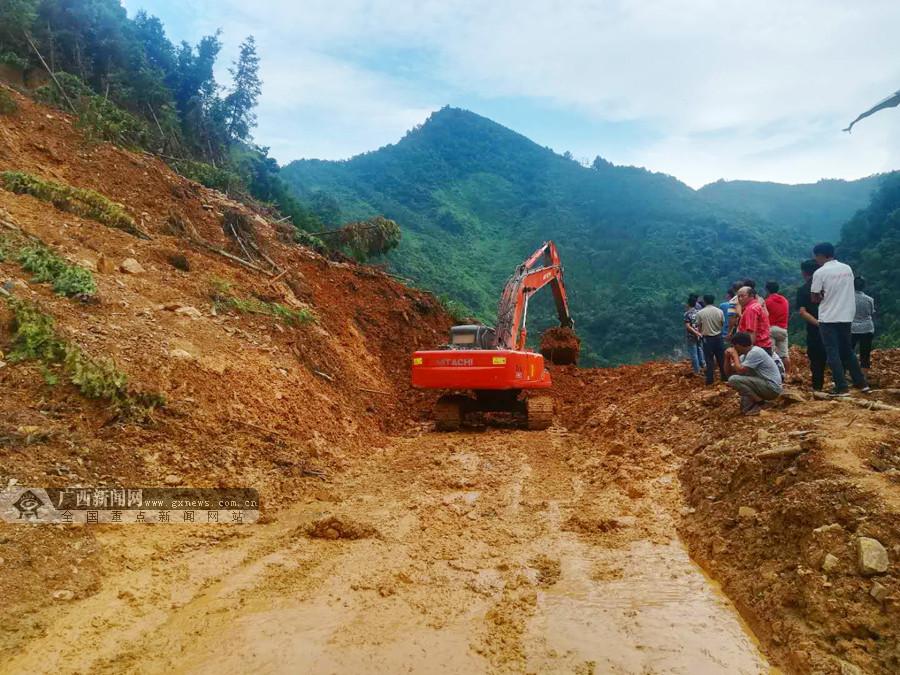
[5,426,771,674]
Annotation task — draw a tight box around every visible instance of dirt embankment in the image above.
[548,355,900,675]
[1,85,899,674]
[0,85,453,653]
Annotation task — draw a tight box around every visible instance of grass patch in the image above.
[0,171,140,236]
[209,277,315,326]
[0,88,17,115]
[16,245,96,297]
[5,297,164,416]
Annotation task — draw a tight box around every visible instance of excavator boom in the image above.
[495,241,573,351]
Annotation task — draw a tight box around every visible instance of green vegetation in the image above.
[0,88,17,115]
[17,245,96,297]
[699,176,883,243]
[0,171,139,235]
[840,173,900,345]
[282,107,807,364]
[317,216,402,261]
[170,158,241,194]
[209,278,315,326]
[5,297,164,415]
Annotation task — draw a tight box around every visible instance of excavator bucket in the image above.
[539,327,580,365]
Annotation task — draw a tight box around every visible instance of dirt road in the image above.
[6,424,769,674]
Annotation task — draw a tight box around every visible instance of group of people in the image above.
[683,242,877,415]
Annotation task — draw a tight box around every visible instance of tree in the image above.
[0,0,38,58]
[224,36,261,143]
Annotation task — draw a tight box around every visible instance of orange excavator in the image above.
[411,241,578,430]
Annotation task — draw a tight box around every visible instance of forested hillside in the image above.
[840,172,900,345]
[282,107,808,364]
[699,176,883,243]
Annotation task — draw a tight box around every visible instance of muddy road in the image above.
[7,425,769,674]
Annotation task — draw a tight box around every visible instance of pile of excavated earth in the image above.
[1,85,898,674]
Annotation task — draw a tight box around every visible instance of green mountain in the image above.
[282,107,808,365]
[840,173,900,345]
[698,176,883,243]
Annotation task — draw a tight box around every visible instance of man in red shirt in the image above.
[737,286,773,354]
[764,280,791,377]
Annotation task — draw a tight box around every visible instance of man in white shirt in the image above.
[810,242,870,396]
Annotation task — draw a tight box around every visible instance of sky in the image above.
[123,0,900,188]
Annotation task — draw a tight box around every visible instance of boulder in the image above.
[738,506,757,520]
[857,537,889,575]
[822,553,839,573]
[119,258,145,274]
[870,581,888,602]
[174,306,202,319]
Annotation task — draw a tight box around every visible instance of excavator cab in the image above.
[447,325,497,350]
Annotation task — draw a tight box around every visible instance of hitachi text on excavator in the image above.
[411,241,579,430]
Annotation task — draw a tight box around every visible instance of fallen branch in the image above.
[227,416,284,438]
[313,370,334,382]
[267,269,289,286]
[193,240,273,276]
[25,32,77,114]
[757,445,806,460]
[357,387,391,396]
[812,391,900,412]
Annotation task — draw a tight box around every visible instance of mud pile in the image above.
[539,326,580,365]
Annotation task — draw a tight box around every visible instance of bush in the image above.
[0,51,28,71]
[293,229,328,254]
[6,297,164,415]
[171,159,242,194]
[0,171,140,235]
[16,245,96,297]
[336,216,401,260]
[0,89,17,115]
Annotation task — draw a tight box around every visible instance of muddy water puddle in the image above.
[526,538,773,674]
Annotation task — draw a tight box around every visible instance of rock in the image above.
[822,553,839,573]
[52,589,75,601]
[164,474,182,486]
[174,305,202,319]
[168,348,193,360]
[119,258,145,274]
[77,258,97,271]
[813,523,843,535]
[738,506,757,520]
[870,581,888,602]
[97,255,116,274]
[755,428,770,443]
[857,537,889,575]
[839,661,863,675]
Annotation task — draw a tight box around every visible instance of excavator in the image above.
[411,241,578,431]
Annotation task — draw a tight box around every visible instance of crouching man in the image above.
[725,331,783,416]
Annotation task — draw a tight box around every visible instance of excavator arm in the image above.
[495,241,573,351]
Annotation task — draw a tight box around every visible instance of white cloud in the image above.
[132,0,900,185]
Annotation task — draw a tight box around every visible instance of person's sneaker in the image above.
[828,388,850,397]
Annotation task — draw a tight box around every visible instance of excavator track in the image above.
[525,396,553,430]
[434,395,464,431]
